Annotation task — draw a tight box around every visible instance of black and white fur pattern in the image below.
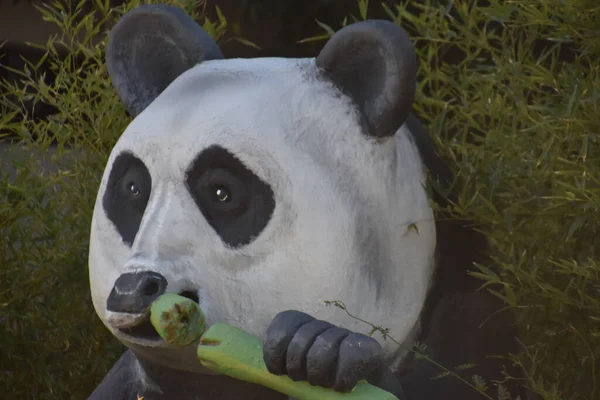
[88,5,526,400]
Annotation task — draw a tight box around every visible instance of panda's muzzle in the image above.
[107,271,167,314]
[106,271,201,342]
[105,271,166,341]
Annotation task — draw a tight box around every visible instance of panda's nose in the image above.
[106,271,167,314]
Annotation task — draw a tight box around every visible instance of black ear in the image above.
[316,20,417,138]
[106,4,224,117]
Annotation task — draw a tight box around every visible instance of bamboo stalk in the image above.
[149,293,399,400]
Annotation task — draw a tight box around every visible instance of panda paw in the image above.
[262,310,405,398]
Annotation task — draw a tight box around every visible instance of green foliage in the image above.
[0,1,231,398]
[1,0,598,399]
[311,1,599,399]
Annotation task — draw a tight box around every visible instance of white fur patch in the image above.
[89,57,436,370]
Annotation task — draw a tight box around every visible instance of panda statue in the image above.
[88,4,527,400]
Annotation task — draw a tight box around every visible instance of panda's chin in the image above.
[112,327,218,375]
[117,319,164,345]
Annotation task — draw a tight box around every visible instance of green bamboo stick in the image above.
[149,292,206,346]
[149,294,399,400]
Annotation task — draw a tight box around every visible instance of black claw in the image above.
[306,327,351,388]
[332,333,385,392]
[286,319,334,381]
[263,310,315,375]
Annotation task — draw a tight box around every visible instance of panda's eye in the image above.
[102,152,152,247]
[212,185,231,203]
[191,169,248,219]
[116,163,151,209]
[129,182,141,197]
[120,175,146,202]
[185,145,275,248]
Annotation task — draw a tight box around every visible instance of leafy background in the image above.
[0,0,598,399]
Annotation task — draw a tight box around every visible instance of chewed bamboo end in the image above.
[149,293,206,346]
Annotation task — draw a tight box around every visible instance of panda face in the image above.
[91,7,437,372]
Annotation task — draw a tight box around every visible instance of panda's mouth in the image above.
[119,318,162,340]
[117,290,200,343]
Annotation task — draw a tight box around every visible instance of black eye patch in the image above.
[102,152,152,246]
[185,145,276,247]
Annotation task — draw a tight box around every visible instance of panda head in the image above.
[89,4,440,373]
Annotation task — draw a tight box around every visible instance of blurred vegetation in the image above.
[1,0,599,399]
